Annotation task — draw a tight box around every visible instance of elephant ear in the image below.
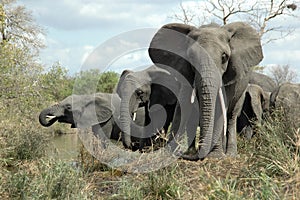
[78,93,113,128]
[148,23,196,72]
[223,22,263,84]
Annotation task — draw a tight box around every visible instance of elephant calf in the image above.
[39,93,146,149]
[237,84,270,139]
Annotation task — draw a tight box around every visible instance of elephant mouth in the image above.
[57,116,76,128]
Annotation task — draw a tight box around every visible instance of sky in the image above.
[19,0,300,78]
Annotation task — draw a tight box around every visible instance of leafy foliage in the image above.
[73,69,119,94]
[39,62,74,100]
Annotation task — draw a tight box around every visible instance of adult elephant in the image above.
[149,22,263,160]
[270,82,300,126]
[237,84,270,139]
[249,71,276,93]
[39,93,146,148]
[116,65,197,150]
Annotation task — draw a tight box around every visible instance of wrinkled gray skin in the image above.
[249,72,276,93]
[149,22,263,160]
[116,65,194,150]
[270,82,300,126]
[237,84,270,139]
[39,93,146,148]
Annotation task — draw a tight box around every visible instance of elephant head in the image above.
[237,84,270,139]
[39,93,115,130]
[149,22,263,159]
[116,65,180,149]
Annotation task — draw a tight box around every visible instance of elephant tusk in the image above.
[219,88,227,136]
[46,115,56,120]
[132,112,137,121]
[191,88,196,103]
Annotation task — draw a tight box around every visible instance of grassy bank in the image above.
[1,108,299,199]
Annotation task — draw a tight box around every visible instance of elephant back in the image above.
[271,83,300,126]
[249,71,276,93]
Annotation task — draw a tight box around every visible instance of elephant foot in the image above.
[179,147,205,161]
[180,152,200,161]
[184,146,197,155]
[207,150,226,159]
[225,149,238,157]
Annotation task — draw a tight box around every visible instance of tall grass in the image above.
[1,101,299,199]
[237,108,300,199]
[117,164,185,200]
[1,159,93,199]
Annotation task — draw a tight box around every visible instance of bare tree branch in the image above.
[172,0,299,45]
[0,0,45,54]
[173,2,197,25]
[269,64,298,86]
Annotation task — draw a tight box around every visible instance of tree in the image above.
[173,0,299,44]
[0,0,45,54]
[269,64,298,86]
[97,71,119,93]
[73,69,119,94]
[0,0,46,103]
[39,62,74,101]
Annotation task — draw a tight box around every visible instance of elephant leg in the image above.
[92,121,113,149]
[138,110,150,152]
[207,136,225,158]
[185,103,199,154]
[226,93,245,156]
[226,116,238,156]
[162,105,174,134]
[110,121,121,141]
[168,86,193,152]
[168,104,185,152]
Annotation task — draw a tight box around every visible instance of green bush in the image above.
[73,69,119,94]
[38,62,74,101]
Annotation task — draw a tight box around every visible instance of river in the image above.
[47,133,81,161]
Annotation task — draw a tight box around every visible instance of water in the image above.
[47,133,81,161]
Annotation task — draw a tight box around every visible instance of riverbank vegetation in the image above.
[1,37,299,199]
[1,0,299,199]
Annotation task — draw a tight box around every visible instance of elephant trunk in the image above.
[188,44,222,159]
[120,94,133,149]
[39,107,58,127]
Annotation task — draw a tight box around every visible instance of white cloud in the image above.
[81,45,95,65]
[20,0,300,79]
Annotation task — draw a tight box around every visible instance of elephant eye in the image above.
[221,52,229,64]
[66,104,72,110]
[136,89,144,96]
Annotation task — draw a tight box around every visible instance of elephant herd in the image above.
[39,21,300,161]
